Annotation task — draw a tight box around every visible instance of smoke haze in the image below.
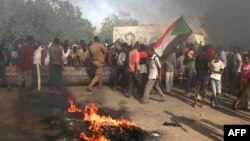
[71,0,250,46]
[201,0,250,46]
[70,0,209,28]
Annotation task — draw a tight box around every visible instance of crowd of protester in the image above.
[0,36,249,111]
[0,36,93,98]
[108,40,250,110]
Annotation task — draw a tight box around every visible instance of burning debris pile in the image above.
[42,98,161,141]
[68,98,142,141]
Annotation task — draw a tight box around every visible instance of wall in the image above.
[2,66,111,86]
[113,25,167,46]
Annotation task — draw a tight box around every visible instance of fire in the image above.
[68,98,82,113]
[67,98,135,141]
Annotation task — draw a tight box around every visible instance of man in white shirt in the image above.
[63,47,70,65]
[140,47,165,104]
[34,45,44,91]
[234,47,243,73]
[233,47,243,95]
[210,52,224,108]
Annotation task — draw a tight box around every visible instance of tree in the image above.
[99,11,139,41]
[0,0,94,42]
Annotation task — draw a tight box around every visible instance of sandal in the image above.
[86,87,93,92]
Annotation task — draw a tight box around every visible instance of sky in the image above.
[69,0,210,29]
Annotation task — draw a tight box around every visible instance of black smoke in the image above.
[71,0,250,47]
[200,0,250,47]
[71,0,209,27]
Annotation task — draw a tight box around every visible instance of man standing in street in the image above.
[184,45,197,97]
[113,43,129,92]
[125,42,140,98]
[233,54,250,110]
[210,52,224,108]
[0,39,11,91]
[33,42,44,91]
[194,47,210,107]
[233,47,243,95]
[17,36,34,100]
[87,36,107,92]
[165,51,177,94]
[138,44,148,97]
[49,38,64,92]
[141,47,166,103]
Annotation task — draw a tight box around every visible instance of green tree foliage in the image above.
[0,0,94,41]
[99,11,139,41]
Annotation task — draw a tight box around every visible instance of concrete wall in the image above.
[113,25,167,46]
[2,66,111,86]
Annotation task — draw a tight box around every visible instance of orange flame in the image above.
[79,132,108,141]
[67,98,82,113]
[67,98,135,141]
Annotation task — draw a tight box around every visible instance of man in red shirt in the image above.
[125,42,140,98]
[233,55,250,110]
[17,36,34,100]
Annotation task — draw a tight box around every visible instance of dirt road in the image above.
[0,86,249,141]
[68,86,250,141]
[0,88,67,141]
